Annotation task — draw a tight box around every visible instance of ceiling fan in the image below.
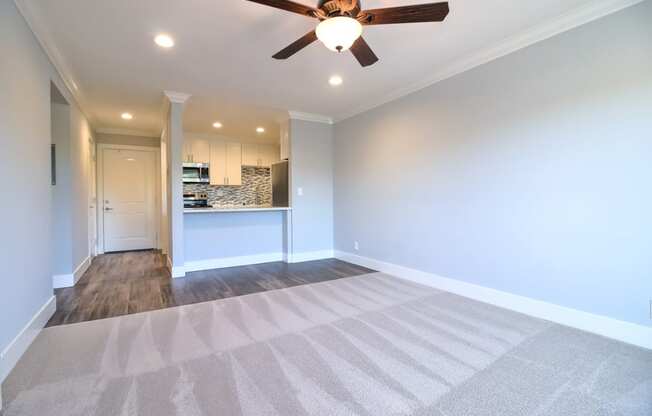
[247,0,450,67]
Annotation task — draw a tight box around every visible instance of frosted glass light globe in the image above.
[316,16,363,52]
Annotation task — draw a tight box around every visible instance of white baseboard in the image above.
[286,250,334,264]
[184,252,284,273]
[179,250,336,275]
[52,256,91,289]
[335,251,652,350]
[165,254,186,279]
[0,296,56,384]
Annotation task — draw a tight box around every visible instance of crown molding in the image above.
[13,0,93,124]
[288,111,334,125]
[95,128,161,138]
[164,91,192,104]
[334,0,645,122]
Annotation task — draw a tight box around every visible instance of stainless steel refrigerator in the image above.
[271,160,289,207]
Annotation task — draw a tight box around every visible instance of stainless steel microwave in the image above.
[182,163,210,183]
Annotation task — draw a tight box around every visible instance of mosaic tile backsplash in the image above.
[184,166,272,207]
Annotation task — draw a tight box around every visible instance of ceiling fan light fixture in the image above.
[316,16,362,52]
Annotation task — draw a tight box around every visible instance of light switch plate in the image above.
[297,187,304,196]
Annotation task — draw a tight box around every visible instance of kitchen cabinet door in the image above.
[242,143,259,166]
[280,121,289,161]
[183,141,193,163]
[209,142,226,185]
[190,138,210,164]
[226,143,242,186]
[259,144,279,167]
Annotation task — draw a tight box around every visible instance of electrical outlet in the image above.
[354,241,359,251]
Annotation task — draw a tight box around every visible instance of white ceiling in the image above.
[19,0,635,138]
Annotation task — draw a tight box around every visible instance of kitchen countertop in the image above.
[184,206,291,214]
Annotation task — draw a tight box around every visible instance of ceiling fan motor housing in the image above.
[318,0,361,17]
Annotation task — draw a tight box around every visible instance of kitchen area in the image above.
[182,134,288,210]
[179,129,294,272]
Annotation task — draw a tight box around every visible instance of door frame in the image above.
[97,143,161,254]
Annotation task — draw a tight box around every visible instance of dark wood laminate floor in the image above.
[46,250,375,327]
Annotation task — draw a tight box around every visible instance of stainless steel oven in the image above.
[182,163,210,183]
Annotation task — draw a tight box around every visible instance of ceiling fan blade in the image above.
[246,0,316,17]
[350,37,379,67]
[362,2,449,25]
[272,30,318,59]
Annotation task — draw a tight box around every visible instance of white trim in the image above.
[13,0,92,124]
[334,0,645,122]
[164,91,191,104]
[335,251,652,350]
[167,254,186,279]
[289,111,334,125]
[96,144,161,254]
[0,296,56,384]
[184,253,284,273]
[95,127,160,138]
[287,250,334,264]
[171,266,186,278]
[52,256,91,289]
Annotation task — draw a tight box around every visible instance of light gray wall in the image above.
[289,119,334,255]
[0,1,88,369]
[1,2,93,382]
[51,103,73,275]
[69,97,92,272]
[184,212,284,261]
[96,133,160,148]
[49,85,93,278]
[334,2,652,327]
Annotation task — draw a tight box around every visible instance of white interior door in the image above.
[102,148,156,252]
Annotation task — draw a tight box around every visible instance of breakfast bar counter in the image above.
[184,206,291,214]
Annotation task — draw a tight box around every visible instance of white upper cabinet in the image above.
[183,138,210,163]
[242,143,260,166]
[209,141,226,185]
[226,143,242,186]
[191,138,210,164]
[183,141,193,163]
[241,143,280,167]
[259,144,279,167]
[280,121,290,161]
[209,141,242,186]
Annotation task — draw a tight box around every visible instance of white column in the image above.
[164,91,190,277]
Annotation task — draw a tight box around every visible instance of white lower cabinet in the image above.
[210,141,242,186]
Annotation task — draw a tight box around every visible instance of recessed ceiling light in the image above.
[121,112,133,120]
[154,34,175,48]
[256,127,265,133]
[329,75,343,86]
[213,122,223,129]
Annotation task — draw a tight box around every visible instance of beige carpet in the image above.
[2,272,650,415]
